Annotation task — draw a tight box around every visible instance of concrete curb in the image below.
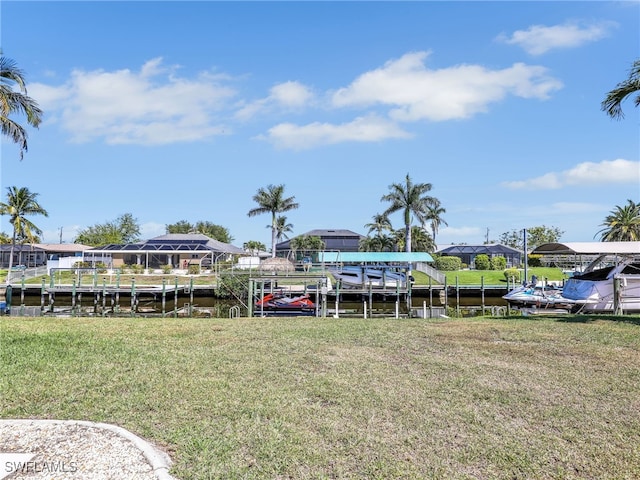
[0,419,177,480]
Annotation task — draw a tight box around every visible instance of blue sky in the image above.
[1,1,638,250]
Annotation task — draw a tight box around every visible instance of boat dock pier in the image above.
[5,280,196,317]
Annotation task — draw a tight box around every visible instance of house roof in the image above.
[35,243,91,253]
[532,241,640,255]
[300,229,364,237]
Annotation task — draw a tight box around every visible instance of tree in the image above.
[166,220,193,234]
[273,215,293,243]
[243,240,266,255]
[289,235,325,256]
[392,226,435,253]
[424,199,448,246]
[601,58,640,120]
[0,186,48,275]
[0,232,10,244]
[499,225,564,251]
[381,173,435,253]
[1,57,43,160]
[194,221,233,243]
[364,213,392,236]
[596,199,640,241]
[247,184,299,257]
[75,213,140,247]
[165,220,234,243]
[359,234,395,252]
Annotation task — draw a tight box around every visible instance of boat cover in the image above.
[532,242,640,255]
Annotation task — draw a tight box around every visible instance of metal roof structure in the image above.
[532,242,640,255]
[437,244,522,255]
[88,233,245,255]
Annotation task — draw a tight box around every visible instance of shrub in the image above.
[528,254,543,267]
[130,264,144,274]
[474,254,490,270]
[490,256,506,270]
[435,256,462,271]
[162,264,172,274]
[504,268,520,283]
[188,264,200,275]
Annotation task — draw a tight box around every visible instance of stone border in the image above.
[0,419,177,480]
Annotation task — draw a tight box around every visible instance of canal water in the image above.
[9,290,508,317]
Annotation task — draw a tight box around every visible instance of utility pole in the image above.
[59,227,63,244]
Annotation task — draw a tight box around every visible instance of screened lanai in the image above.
[436,244,522,268]
[83,234,245,270]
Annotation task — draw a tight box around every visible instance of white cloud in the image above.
[30,58,236,145]
[497,21,616,55]
[439,226,483,237]
[331,52,562,121]
[140,221,166,239]
[235,81,314,121]
[259,114,411,150]
[502,159,640,190]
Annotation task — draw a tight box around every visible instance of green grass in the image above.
[2,315,640,479]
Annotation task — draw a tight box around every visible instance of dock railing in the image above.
[414,262,445,284]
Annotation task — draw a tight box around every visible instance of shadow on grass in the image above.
[495,314,640,326]
[555,314,640,325]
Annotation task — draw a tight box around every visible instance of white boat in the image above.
[505,242,640,314]
[329,266,409,289]
[561,253,640,313]
[502,282,575,310]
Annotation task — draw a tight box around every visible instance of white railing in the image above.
[414,262,446,284]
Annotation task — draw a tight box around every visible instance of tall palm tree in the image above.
[364,213,392,236]
[425,199,448,246]
[248,184,299,257]
[601,58,640,120]
[272,215,294,243]
[595,199,640,241]
[381,173,435,253]
[0,186,48,276]
[1,57,43,160]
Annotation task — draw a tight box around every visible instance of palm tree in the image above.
[595,199,640,241]
[392,226,435,253]
[0,186,48,276]
[602,58,640,120]
[272,215,294,243]
[1,56,43,160]
[247,184,299,257]
[381,173,435,253]
[243,240,266,256]
[425,199,448,246]
[364,213,392,237]
[359,234,395,252]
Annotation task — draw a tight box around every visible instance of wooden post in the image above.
[162,278,166,317]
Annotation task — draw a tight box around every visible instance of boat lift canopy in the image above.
[532,242,640,255]
[319,251,434,264]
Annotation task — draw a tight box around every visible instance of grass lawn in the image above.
[2,315,640,479]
